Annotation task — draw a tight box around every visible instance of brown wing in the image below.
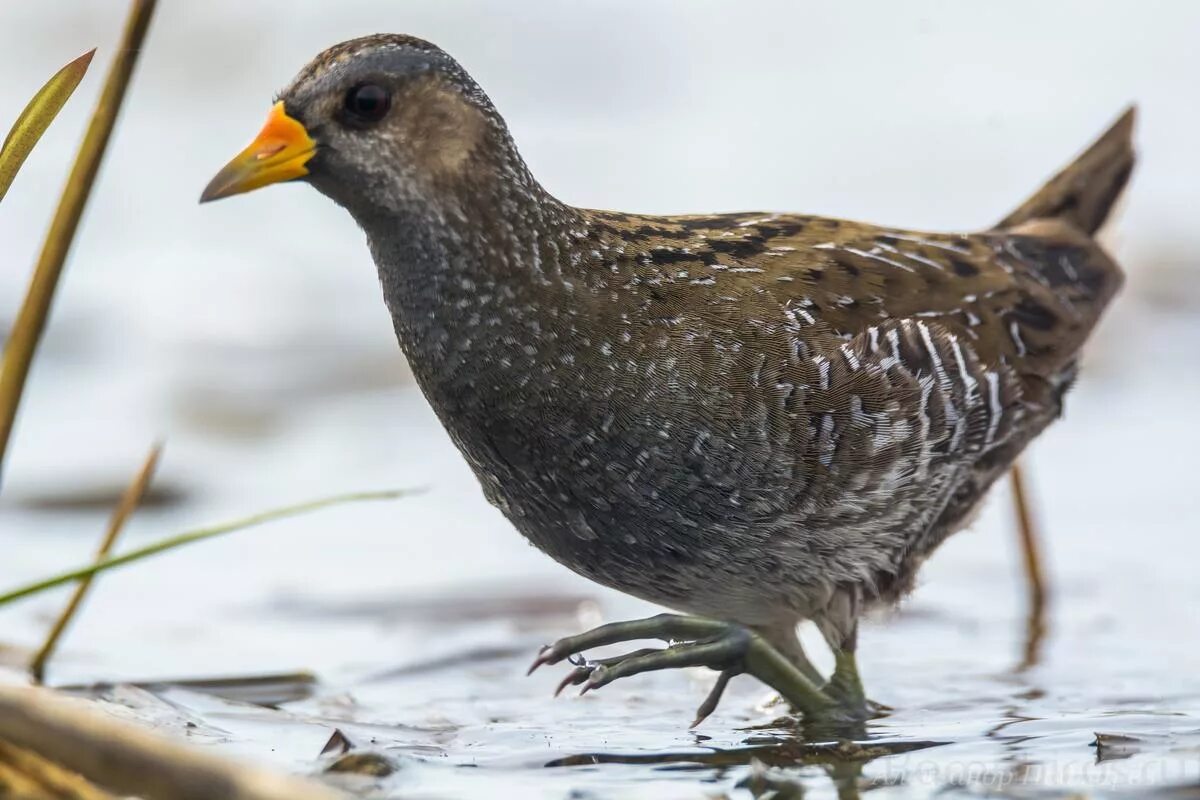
[580,210,1122,386]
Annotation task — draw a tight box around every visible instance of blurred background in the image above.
[2,2,1199,798]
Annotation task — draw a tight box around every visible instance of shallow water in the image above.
[3,2,1200,798]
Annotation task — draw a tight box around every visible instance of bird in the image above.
[201,34,1133,727]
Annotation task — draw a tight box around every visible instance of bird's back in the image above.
[578,208,1121,384]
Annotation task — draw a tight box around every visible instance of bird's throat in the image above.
[362,176,595,419]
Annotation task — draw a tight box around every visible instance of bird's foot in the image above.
[528,613,855,727]
[820,650,888,722]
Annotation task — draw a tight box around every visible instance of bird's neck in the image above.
[359,161,597,414]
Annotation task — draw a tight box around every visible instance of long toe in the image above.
[529,614,846,727]
[528,613,737,675]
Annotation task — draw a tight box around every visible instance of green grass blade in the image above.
[0,49,94,204]
[0,488,413,608]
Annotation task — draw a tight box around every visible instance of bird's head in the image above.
[201,34,513,219]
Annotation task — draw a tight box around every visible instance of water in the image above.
[2,2,1199,798]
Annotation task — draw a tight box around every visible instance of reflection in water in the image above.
[549,736,941,799]
[546,736,942,771]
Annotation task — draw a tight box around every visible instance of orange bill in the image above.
[200,101,315,202]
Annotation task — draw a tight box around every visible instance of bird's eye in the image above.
[343,83,391,124]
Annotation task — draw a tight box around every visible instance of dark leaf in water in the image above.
[324,752,400,777]
[319,728,354,757]
[1093,731,1148,762]
[58,672,318,708]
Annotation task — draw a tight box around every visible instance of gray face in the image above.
[277,35,503,221]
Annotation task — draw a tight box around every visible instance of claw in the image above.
[534,645,666,697]
[527,644,556,675]
[524,613,840,725]
[579,665,608,695]
[690,669,739,728]
[554,666,591,697]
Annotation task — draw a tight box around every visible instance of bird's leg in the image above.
[816,622,885,721]
[529,613,846,726]
[815,592,881,721]
[753,622,825,686]
[824,639,867,713]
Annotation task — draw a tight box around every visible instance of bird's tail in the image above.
[996,106,1136,235]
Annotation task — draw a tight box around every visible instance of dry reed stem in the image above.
[0,739,115,800]
[29,443,163,683]
[0,684,345,800]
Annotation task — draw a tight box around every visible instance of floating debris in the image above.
[60,672,319,708]
[319,728,354,757]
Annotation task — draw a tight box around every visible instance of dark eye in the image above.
[343,83,391,124]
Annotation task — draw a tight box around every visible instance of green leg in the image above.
[819,626,884,721]
[753,623,825,686]
[824,648,868,712]
[529,613,850,727]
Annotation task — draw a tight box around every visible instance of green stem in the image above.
[0,489,410,608]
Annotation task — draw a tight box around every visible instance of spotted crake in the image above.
[202,34,1133,725]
